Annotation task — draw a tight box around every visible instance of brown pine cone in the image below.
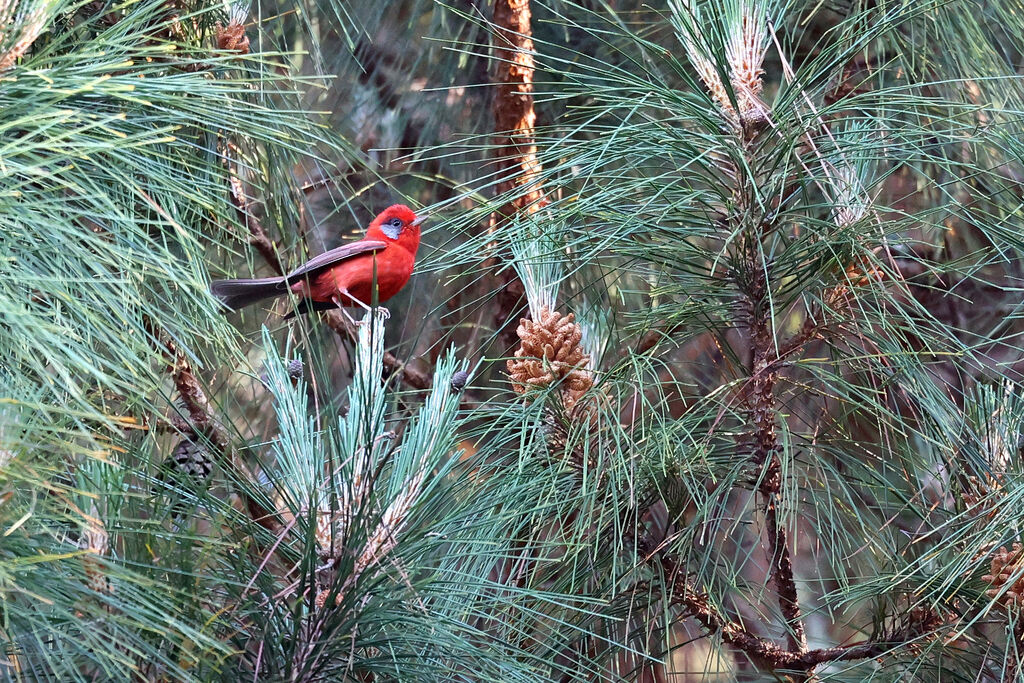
[507,307,593,410]
[983,543,1024,609]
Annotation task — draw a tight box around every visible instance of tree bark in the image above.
[492,0,544,219]
[487,0,545,348]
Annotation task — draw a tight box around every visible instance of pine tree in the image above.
[5,0,1024,680]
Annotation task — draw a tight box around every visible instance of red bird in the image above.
[210,204,423,318]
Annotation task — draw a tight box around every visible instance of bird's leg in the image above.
[330,296,363,328]
[335,288,390,321]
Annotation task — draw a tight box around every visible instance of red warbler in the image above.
[210,204,423,318]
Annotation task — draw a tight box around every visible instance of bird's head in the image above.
[365,204,423,253]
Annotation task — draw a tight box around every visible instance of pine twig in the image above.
[222,141,284,276]
[228,174,284,277]
[746,268,807,655]
[654,549,931,673]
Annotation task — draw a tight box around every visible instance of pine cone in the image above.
[215,21,249,54]
[166,437,214,483]
[450,370,470,393]
[507,307,593,411]
[983,543,1024,609]
[287,358,304,381]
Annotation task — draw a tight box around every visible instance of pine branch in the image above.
[221,140,285,277]
[654,549,932,673]
[744,243,806,654]
[487,0,544,348]
[491,0,544,219]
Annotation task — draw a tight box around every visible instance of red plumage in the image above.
[210,204,422,316]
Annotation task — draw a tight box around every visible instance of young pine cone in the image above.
[983,543,1024,609]
[156,435,214,517]
[165,436,214,483]
[450,369,470,393]
[507,307,593,411]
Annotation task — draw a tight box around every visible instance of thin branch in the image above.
[745,257,807,654]
[654,550,931,672]
[146,319,279,531]
[228,174,284,277]
[222,141,284,276]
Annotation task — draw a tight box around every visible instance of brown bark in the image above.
[492,0,544,219]
[486,0,545,348]
[744,243,807,655]
[655,550,927,675]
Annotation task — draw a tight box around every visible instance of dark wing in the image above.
[283,240,387,284]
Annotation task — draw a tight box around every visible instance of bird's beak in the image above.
[412,215,427,227]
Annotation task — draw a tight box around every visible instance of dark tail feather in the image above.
[283,299,340,319]
[209,277,286,311]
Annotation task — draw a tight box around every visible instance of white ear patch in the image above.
[381,222,401,240]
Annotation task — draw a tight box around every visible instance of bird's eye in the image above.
[380,217,404,239]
